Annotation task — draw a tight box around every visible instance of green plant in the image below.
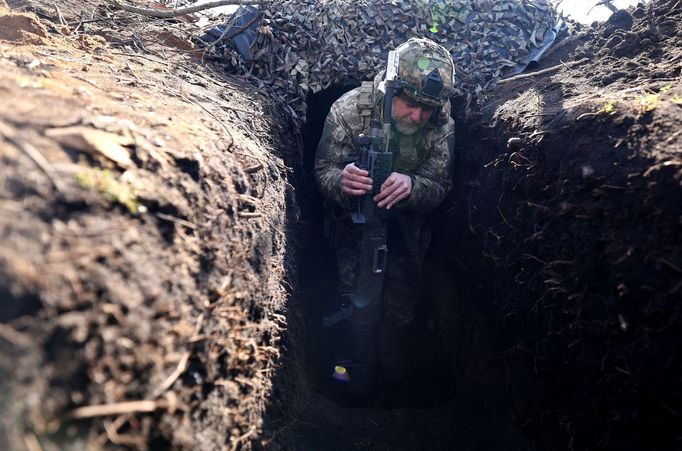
[600,100,618,114]
[76,168,146,214]
[639,93,659,113]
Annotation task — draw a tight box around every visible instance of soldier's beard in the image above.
[393,120,422,135]
[391,109,427,135]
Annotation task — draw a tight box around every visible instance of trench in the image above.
[271,85,535,450]
[1,2,680,448]
[266,59,681,449]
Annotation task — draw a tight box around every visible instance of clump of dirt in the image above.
[0,3,48,45]
[0,2,293,450]
[431,0,681,449]
[572,0,682,89]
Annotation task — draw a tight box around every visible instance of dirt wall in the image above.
[431,1,681,448]
[0,3,291,449]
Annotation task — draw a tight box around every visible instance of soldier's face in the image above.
[391,95,433,135]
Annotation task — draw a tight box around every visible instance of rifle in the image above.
[322,54,406,400]
[351,50,404,309]
[322,51,404,327]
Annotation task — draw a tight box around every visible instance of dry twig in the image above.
[229,426,257,451]
[150,314,205,398]
[103,417,145,447]
[66,400,167,419]
[238,212,263,218]
[23,433,43,451]
[0,323,34,348]
[54,5,67,27]
[660,259,682,274]
[106,0,270,19]
[0,121,63,193]
[499,58,589,84]
[156,212,197,230]
[589,0,618,15]
[666,129,682,143]
[576,111,601,121]
[243,163,264,173]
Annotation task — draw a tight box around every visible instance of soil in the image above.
[428,1,682,449]
[0,1,292,449]
[0,0,680,450]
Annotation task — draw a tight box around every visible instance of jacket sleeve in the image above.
[396,119,455,213]
[314,104,356,210]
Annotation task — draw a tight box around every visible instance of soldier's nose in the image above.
[409,107,423,122]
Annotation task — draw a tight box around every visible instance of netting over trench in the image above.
[206,0,561,125]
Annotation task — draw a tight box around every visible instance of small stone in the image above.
[507,137,523,150]
[607,10,634,31]
[618,314,629,332]
[559,201,572,214]
[581,165,594,178]
[601,71,626,86]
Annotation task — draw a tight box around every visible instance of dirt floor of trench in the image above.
[1,0,681,450]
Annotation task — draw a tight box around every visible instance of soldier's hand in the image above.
[374,172,412,209]
[340,163,373,196]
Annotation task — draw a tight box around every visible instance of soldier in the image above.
[315,37,456,399]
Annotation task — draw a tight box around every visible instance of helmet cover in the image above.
[394,37,455,108]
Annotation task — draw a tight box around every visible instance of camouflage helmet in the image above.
[394,37,455,108]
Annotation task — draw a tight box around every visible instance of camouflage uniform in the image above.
[315,72,455,326]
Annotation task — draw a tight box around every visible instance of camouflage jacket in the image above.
[315,73,454,211]
[314,73,455,261]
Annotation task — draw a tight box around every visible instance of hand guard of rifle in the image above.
[350,52,404,309]
[350,122,392,308]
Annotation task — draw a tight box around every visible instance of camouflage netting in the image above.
[210,0,561,125]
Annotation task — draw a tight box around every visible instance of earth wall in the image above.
[430,1,681,448]
[0,2,293,449]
